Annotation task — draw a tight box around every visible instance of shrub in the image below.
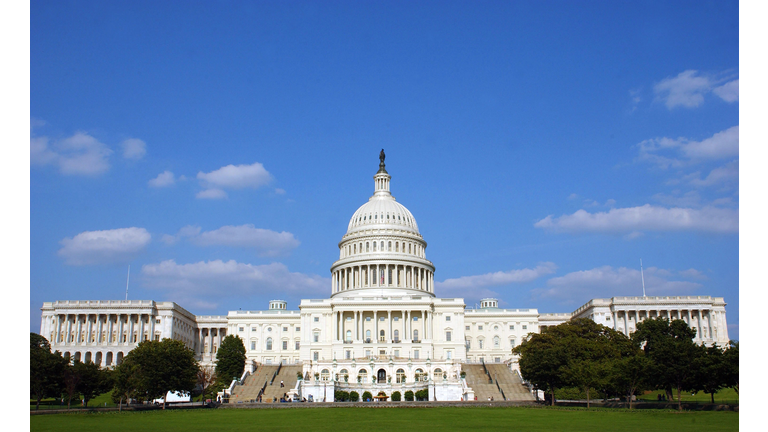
[362,391,373,402]
[404,390,414,401]
[460,371,466,379]
[391,391,401,401]
[349,391,359,402]
[415,389,429,401]
[334,390,350,402]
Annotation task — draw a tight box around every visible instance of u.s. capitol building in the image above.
[39,153,730,401]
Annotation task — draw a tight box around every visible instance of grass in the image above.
[636,388,739,404]
[31,406,738,432]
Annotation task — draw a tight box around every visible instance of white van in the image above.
[153,391,192,405]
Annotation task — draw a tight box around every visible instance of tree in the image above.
[197,366,217,405]
[30,333,66,410]
[63,359,83,409]
[76,361,113,407]
[723,340,738,394]
[632,317,699,410]
[112,357,141,410]
[112,339,200,409]
[404,390,414,401]
[349,391,359,402]
[607,349,651,409]
[215,335,246,386]
[514,319,628,407]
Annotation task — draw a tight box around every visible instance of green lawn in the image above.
[636,388,739,404]
[31,406,738,432]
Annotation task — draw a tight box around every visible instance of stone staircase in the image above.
[228,365,277,403]
[462,364,503,401]
[261,365,301,402]
[484,363,535,401]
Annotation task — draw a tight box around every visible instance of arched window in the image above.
[415,368,425,382]
[354,244,356,254]
[366,330,371,341]
[380,329,385,342]
[433,368,443,380]
[494,336,500,348]
[396,243,399,252]
[266,338,272,350]
[413,329,419,341]
[510,338,516,348]
[359,369,368,383]
[380,241,384,250]
[388,241,392,251]
[394,330,399,341]
[396,368,405,383]
[321,369,330,381]
[373,242,377,252]
[346,330,352,342]
[366,242,369,252]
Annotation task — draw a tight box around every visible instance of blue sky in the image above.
[28,1,739,339]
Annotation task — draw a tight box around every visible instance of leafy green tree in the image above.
[632,317,699,410]
[513,331,568,406]
[607,349,651,409]
[723,340,738,394]
[404,390,414,401]
[112,357,141,410]
[362,391,373,401]
[215,335,246,385]
[63,359,83,409]
[112,339,199,409]
[692,343,729,403]
[30,333,66,410]
[391,391,401,401]
[349,391,359,402]
[75,361,113,407]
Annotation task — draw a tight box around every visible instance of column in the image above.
[217,327,223,352]
[97,315,104,344]
[138,314,145,343]
[388,310,393,342]
[623,312,628,336]
[198,328,204,355]
[374,310,379,343]
[422,310,426,341]
[405,310,410,340]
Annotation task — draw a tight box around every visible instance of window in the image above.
[465,339,471,349]
[366,330,371,340]
[434,368,443,380]
[495,357,501,363]
[155,319,161,324]
[266,338,272,350]
[446,316,451,322]
[447,351,452,360]
[295,341,300,350]
[267,327,272,332]
[394,330,399,341]
[479,339,484,349]
[321,369,330,381]
[466,326,470,330]
[446,331,451,341]
[346,330,352,342]
[478,325,482,330]
[365,317,371,321]
[314,332,320,343]
[314,317,319,322]
[295,326,300,331]
[283,327,288,332]
[510,339,516,348]
[396,368,405,383]
[380,317,385,321]
[380,330,385,341]
[366,242,369,252]
[394,317,399,321]
[413,330,419,341]
[373,242,377,252]
[388,241,392,251]
[396,243,399,252]
[252,327,257,332]
[251,341,256,350]
[313,352,319,361]
[494,326,499,331]
[413,317,418,321]
[380,241,384,250]
[365,350,371,357]
[522,325,527,330]
[239,327,244,332]
[282,341,288,350]
[414,350,419,359]
[394,350,400,357]
[359,369,368,382]
[493,336,500,348]
[346,350,351,359]
[509,325,514,330]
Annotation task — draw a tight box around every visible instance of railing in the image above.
[412,339,421,343]
[343,340,353,344]
[495,379,506,401]
[481,359,492,384]
[270,362,283,385]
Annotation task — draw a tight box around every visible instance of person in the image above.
[280,380,284,388]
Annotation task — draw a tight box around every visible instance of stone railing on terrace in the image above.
[51,299,155,307]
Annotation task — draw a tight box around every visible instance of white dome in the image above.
[346,195,420,236]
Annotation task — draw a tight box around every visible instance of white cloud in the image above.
[653,70,737,109]
[713,79,739,103]
[636,126,739,168]
[654,70,712,109]
[534,204,738,234]
[686,160,739,187]
[121,138,146,160]
[141,259,327,307]
[275,188,286,195]
[436,262,557,298]
[567,193,579,200]
[160,225,201,245]
[652,190,701,207]
[193,224,300,256]
[197,162,273,189]
[532,265,703,304]
[196,188,227,199]
[31,132,113,175]
[58,227,151,265]
[679,268,708,280]
[148,171,176,187]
